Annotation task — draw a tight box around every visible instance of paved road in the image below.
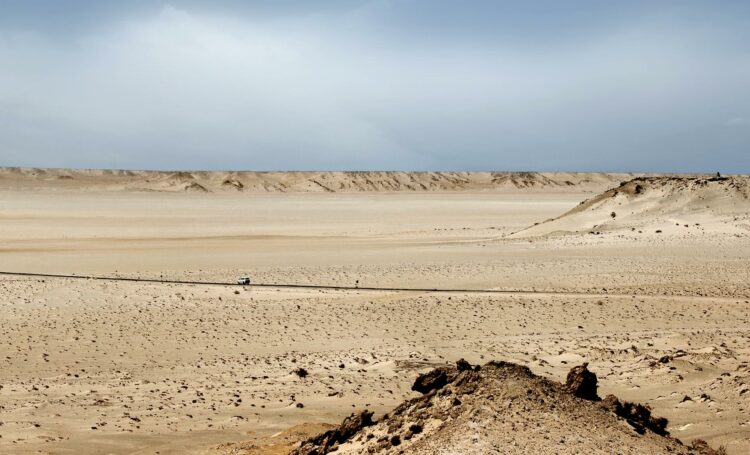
[0,270,737,302]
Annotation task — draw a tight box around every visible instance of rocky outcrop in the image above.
[291,360,726,454]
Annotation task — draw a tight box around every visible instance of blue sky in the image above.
[1,1,749,172]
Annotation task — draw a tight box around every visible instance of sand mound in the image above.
[513,176,750,237]
[292,360,724,455]
[221,178,245,191]
[491,171,566,188]
[183,181,210,192]
[0,167,638,193]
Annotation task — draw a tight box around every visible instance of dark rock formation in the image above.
[411,367,452,394]
[601,394,669,436]
[566,362,599,401]
[292,410,374,455]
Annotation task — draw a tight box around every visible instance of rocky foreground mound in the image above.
[292,360,725,455]
[0,168,635,193]
[513,175,750,237]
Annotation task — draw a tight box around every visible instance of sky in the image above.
[0,1,749,172]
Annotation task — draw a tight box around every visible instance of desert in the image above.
[4,2,750,453]
[1,169,748,454]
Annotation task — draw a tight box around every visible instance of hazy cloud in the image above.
[728,118,750,126]
[0,1,749,171]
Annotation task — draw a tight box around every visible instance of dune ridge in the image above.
[513,175,750,237]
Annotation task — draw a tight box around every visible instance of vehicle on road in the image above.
[237,277,251,285]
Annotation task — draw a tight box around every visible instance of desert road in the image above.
[0,270,737,302]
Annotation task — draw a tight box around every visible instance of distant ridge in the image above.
[0,167,641,193]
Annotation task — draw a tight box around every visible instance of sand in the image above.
[1,170,749,454]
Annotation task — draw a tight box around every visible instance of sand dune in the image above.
[513,176,750,238]
[0,167,639,193]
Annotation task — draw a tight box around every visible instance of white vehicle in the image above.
[237,277,251,285]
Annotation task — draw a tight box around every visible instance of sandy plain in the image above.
[1,173,749,454]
